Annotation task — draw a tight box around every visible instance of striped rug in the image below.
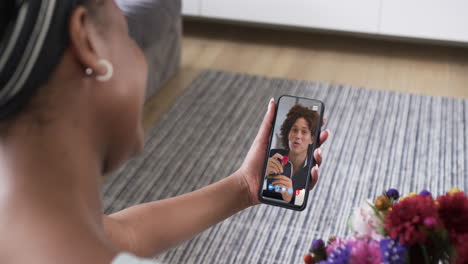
[102,70,468,264]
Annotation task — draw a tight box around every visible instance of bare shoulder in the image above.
[0,216,117,264]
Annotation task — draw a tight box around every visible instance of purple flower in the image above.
[385,189,400,200]
[311,239,325,251]
[379,238,407,264]
[318,244,351,264]
[419,190,432,197]
[311,239,327,261]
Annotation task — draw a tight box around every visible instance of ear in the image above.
[68,7,107,76]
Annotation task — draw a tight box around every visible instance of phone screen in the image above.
[260,95,323,210]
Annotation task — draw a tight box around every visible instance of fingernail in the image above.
[267,97,275,113]
[318,148,322,156]
[326,129,331,137]
[315,164,319,170]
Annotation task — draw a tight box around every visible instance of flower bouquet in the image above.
[304,188,468,264]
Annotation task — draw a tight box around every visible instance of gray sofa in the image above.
[116,0,182,99]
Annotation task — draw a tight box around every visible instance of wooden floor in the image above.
[143,20,468,131]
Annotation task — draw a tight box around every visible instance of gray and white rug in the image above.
[102,70,468,264]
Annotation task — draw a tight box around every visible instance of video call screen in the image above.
[261,96,321,207]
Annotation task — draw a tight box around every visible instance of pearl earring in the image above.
[96,59,114,82]
[85,68,93,76]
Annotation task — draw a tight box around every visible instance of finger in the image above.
[310,165,319,190]
[271,159,284,173]
[272,181,289,188]
[272,180,292,188]
[267,160,280,174]
[272,153,284,160]
[318,129,330,147]
[269,167,280,175]
[272,175,291,182]
[269,158,283,173]
[269,168,280,175]
[313,148,322,166]
[272,180,291,186]
[253,98,276,147]
[272,180,288,185]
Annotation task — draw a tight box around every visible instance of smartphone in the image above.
[259,95,324,211]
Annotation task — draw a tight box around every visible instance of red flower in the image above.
[454,234,468,264]
[282,156,289,165]
[303,253,315,264]
[385,195,440,246]
[437,192,468,242]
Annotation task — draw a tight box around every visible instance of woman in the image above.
[264,104,320,204]
[0,0,329,263]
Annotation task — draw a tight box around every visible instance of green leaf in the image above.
[366,201,385,223]
[375,226,386,236]
[348,215,354,230]
[420,244,430,264]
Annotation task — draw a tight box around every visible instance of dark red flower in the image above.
[423,217,437,230]
[385,195,440,246]
[454,234,468,264]
[437,192,468,241]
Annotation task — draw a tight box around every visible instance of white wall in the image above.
[380,0,468,43]
[182,0,200,16]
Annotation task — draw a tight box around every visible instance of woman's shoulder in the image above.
[112,253,161,264]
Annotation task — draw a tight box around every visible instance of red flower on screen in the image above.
[282,156,289,165]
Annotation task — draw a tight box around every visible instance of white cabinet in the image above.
[200,0,381,34]
[380,0,468,43]
[182,0,200,16]
[182,0,468,44]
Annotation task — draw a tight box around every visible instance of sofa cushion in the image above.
[116,0,182,99]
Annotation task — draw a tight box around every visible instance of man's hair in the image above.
[280,104,319,150]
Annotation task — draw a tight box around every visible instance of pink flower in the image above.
[282,156,289,165]
[348,239,382,264]
[349,201,384,240]
[325,238,382,264]
[423,217,437,230]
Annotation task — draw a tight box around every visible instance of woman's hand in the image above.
[236,98,329,207]
[271,175,293,202]
[266,153,284,176]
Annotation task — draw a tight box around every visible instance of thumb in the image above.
[254,98,276,146]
